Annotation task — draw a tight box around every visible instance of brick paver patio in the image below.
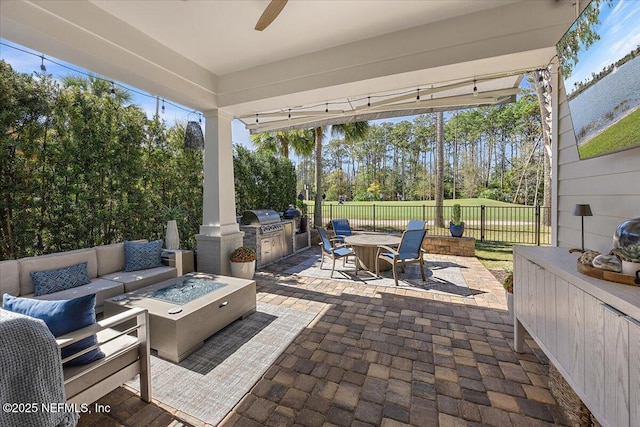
[79,247,566,427]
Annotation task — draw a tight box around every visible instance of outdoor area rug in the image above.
[284,254,484,297]
[127,302,318,425]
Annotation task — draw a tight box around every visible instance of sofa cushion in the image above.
[101,266,177,293]
[2,294,105,366]
[95,243,126,277]
[31,262,91,296]
[18,249,98,296]
[33,278,124,313]
[0,260,20,298]
[124,240,163,272]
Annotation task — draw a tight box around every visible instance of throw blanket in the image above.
[0,309,79,427]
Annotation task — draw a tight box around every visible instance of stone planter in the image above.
[506,291,514,323]
[230,261,256,279]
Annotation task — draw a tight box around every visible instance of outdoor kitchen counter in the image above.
[344,234,401,272]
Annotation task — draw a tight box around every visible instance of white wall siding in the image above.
[556,76,640,253]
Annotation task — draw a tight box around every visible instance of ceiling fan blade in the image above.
[255,0,288,31]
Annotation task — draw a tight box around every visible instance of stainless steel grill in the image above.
[241,209,281,226]
[239,209,286,267]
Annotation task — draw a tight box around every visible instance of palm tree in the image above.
[61,75,132,104]
[312,122,369,227]
[435,112,445,228]
[250,129,314,158]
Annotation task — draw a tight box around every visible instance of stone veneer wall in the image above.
[421,235,475,257]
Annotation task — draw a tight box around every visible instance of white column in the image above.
[551,59,559,247]
[196,109,243,275]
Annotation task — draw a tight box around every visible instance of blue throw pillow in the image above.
[2,293,105,366]
[124,239,163,272]
[30,262,91,297]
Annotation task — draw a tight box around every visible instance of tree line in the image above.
[0,61,294,260]
[253,85,550,227]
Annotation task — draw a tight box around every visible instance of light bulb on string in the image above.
[473,80,478,97]
[288,109,291,120]
[256,114,259,124]
[161,99,165,114]
[367,96,371,108]
[110,82,116,98]
[199,113,202,124]
[40,55,46,73]
[325,103,328,113]
[416,88,420,103]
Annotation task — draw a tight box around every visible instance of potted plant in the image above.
[230,246,257,279]
[612,244,640,276]
[449,204,465,237]
[503,272,514,323]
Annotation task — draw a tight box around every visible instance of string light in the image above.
[288,109,291,120]
[199,113,202,124]
[473,79,478,97]
[161,99,165,114]
[367,96,371,108]
[0,41,202,118]
[110,82,116,98]
[325,103,328,113]
[416,88,420,103]
[256,114,259,124]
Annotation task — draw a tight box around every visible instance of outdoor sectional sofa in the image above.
[0,240,177,313]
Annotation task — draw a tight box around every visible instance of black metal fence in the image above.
[311,203,551,245]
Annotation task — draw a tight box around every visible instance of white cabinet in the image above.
[602,304,629,427]
[628,316,640,427]
[514,246,640,427]
[582,293,605,418]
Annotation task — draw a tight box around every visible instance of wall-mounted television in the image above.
[556,0,640,159]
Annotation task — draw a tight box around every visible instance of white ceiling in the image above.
[0,0,580,127]
[91,0,518,76]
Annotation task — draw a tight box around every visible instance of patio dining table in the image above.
[344,234,401,272]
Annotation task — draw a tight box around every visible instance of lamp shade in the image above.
[573,204,593,217]
[184,121,204,150]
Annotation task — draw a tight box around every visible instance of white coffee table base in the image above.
[104,273,256,363]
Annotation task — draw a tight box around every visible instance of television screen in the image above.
[556,0,640,159]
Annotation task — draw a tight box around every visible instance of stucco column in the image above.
[196,109,243,275]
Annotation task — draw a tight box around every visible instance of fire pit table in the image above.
[104,272,256,363]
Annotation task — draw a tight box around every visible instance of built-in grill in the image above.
[240,209,286,267]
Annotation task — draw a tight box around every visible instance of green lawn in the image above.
[579,106,640,158]
[309,198,538,222]
[475,240,515,272]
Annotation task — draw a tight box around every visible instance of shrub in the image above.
[503,273,514,293]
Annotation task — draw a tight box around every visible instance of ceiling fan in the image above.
[255,0,288,31]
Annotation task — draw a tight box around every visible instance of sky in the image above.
[564,0,640,90]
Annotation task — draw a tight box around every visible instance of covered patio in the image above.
[1,1,590,426]
[1,0,580,274]
[80,247,562,427]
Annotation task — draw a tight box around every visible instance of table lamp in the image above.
[573,204,592,250]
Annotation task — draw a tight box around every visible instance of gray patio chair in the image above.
[406,220,427,230]
[317,227,358,278]
[376,228,427,286]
